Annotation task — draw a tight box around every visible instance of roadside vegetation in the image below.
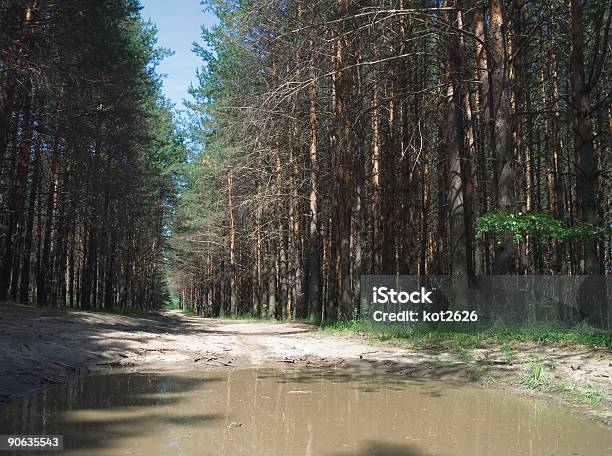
[517,359,606,408]
[319,318,612,349]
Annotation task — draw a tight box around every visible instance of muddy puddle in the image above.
[0,368,610,455]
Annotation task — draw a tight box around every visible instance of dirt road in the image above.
[1,304,610,424]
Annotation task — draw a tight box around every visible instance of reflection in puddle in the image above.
[1,368,610,455]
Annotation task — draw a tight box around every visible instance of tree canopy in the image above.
[171,0,611,321]
[0,0,186,309]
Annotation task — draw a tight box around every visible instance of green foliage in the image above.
[216,313,275,321]
[566,222,612,239]
[320,318,365,334]
[0,0,188,309]
[455,347,473,362]
[501,344,517,364]
[319,318,612,349]
[168,0,268,308]
[476,210,611,243]
[519,360,549,390]
[578,386,604,405]
[162,296,181,310]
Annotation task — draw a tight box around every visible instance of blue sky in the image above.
[140,0,218,108]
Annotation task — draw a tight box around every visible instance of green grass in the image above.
[319,318,612,350]
[214,313,322,323]
[455,347,473,362]
[512,359,605,403]
[215,313,274,321]
[320,318,365,334]
[518,360,549,389]
[559,381,606,405]
[500,343,518,363]
[579,386,604,405]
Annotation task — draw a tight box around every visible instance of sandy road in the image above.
[0,304,610,424]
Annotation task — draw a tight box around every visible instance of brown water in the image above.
[0,368,610,456]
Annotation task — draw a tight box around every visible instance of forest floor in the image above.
[0,303,610,426]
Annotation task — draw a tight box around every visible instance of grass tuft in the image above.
[501,343,517,364]
[581,387,604,405]
[570,385,605,405]
[455,347,473,362]
[519,360,549,390]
